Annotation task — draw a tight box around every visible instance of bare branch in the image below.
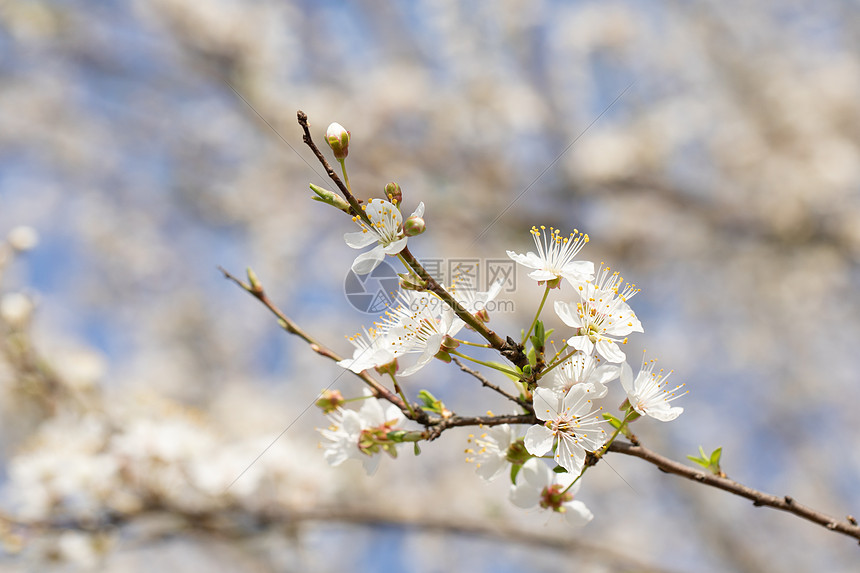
[451,356,531,412]
[608,440,860,544]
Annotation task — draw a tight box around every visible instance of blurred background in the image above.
[1,0,859,571]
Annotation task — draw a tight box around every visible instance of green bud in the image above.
[310,183,351,213]
[398,272,426,291]
[246,267,263,293]
[403,216,425,237]
[315,389,345,413]
[325,122,350,159]
[384,182,402,205]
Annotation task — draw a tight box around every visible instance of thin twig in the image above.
[608,440,860,543]
[451,356,531,411]
[217,266,405,411]
[295,110,529,372]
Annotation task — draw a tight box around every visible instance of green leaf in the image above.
[710,447,722,466]
[488,362,522,383]
[552,465,569,474]
[534,320,545,343]
[413,442,421,456]
[602,413,624,430]
[510,462,522,484]
[417,389,448,415]
[687,445,724,476]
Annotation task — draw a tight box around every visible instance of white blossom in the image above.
[539,351,621,399]
[621,353,686,421]
[507,226,593,286]
[510,458,593,526]
[524,386,607,474]
[466,424,514,482]
[555,265,643,363]
[319,395,406,475]
[344,198,424,275]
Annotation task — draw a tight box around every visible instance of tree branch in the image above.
[217,266,405,411]
[608,440,860,543]
[451,356,531,412]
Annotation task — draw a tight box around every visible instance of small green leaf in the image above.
[552,465,569,474]
[603,413,624,430]
[687,445,724,476]
[710,447,722,466]
[510,462,522,484]
[534,320,545,343]
[413,442,421,456]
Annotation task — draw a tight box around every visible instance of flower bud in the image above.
[315,389,345,413]
[310,183,351,213]
[325,122,350,160]
[403,216,425,237]
[398,273,426,291]
[384,182,402,205]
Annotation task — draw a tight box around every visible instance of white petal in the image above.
[647,405,684,422]
[351,246,385,275]
[382,236,408,255]
[365,199,402,226]
[592,363,622,387]
[510,482,540,509]
[344,230,378,249]
[595,338,625,363]
[561,260,595,284]
[398,333,443,376]
[475,456,506,482]
[620,361,634,394]
[520,457,552,489]
[524,424,555,457]
[359,398,386,426]
[563,500,593,526]
[362,453,383,476]
[532,387,560,422]
[555,435,585,474]
[555,301,583,328]
[506,251,542,270]
[567,335,594,355]
[410,202,425,218]
[527,269,558,282]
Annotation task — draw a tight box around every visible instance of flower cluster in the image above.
[313,121,687,528]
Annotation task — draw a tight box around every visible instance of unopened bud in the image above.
[246,267,263,294]
[384,182,402,205]
[403,216,425,237]
[325,122,350,160]
[310,183,351,213]
[315,389,345,413]
[399,273,426,291]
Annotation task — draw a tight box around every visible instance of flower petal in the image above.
[524,424,555,457]
[351,246,385,275]
[563,500,594,526]
[344,230,378,249]
[532,387,560,422]
[595,338,626,363]
[555,301,583,329]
